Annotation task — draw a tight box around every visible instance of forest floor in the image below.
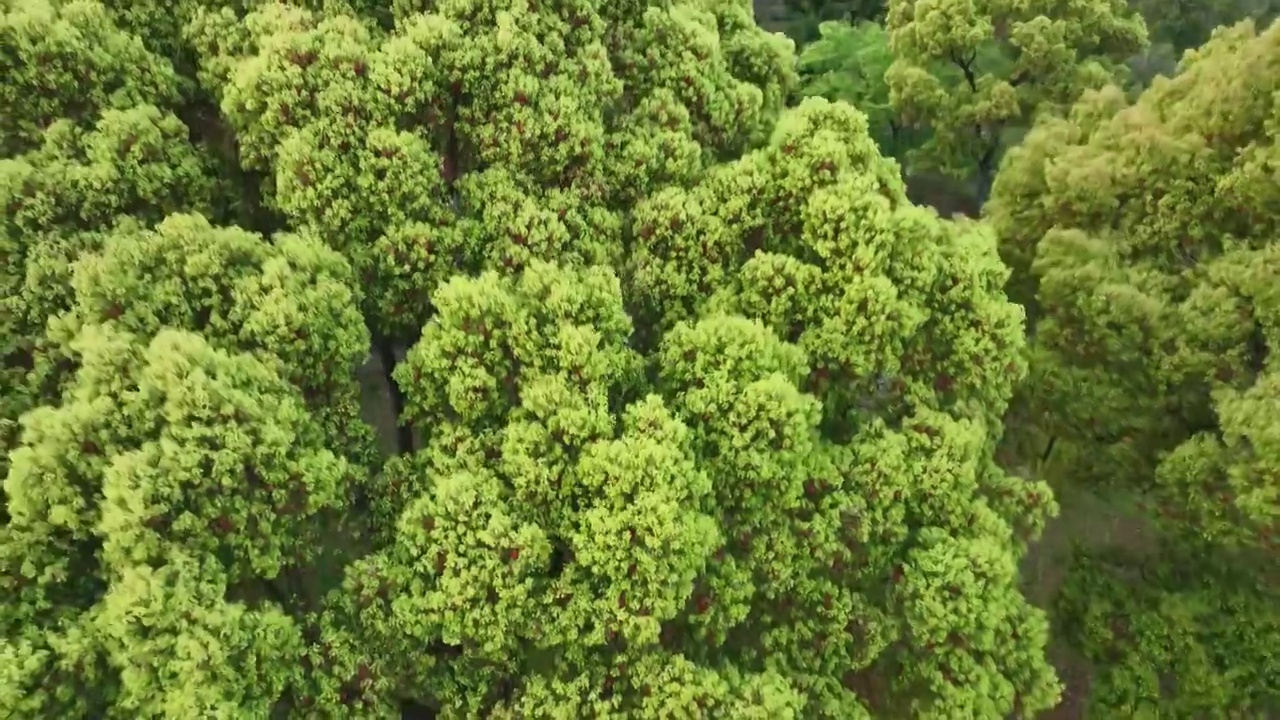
[1020,481,1155,719]
[358,349,401,459]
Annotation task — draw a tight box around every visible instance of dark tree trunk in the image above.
[375,336,415,455]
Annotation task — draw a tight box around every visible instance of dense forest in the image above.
[1,0,1276,717]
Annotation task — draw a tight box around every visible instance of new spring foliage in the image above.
[1,0,1059,716]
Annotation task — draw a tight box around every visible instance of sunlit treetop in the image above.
[54,214,368,403]
[0,0,224,485]
[0,95,215,475]
[50,213,379,466]
[272,97,1066,717]
[185,0,798,338]
[631,98,1029,440]
[0,326,355,717]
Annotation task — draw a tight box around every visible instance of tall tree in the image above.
[0,0,216,476]
[312,96,1060,717]
[986,18,1280,716]
[3,0,1060,716]
[883,0,1148,205]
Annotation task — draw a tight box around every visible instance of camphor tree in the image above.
[797,18,917,159]
[883,0,1148,206]
[4,0,1059,716]
[986,18,1280,716]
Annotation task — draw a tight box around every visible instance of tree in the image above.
[0,325,354,715]
[0,46,215,476]
[3,0,1059,716]
[798,20,920,159]
[883,0,1148,205]
[311,97,1058,717]
[772,0,886,42]
[986,18,1280,716]
[0,213,377,715]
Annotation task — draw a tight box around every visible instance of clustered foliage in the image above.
[987,18,1280,717]
[0,0,214,471]
[796,19,915,164]
[4,0,1276,717]
[791,0,1150,211]
[882,0,1148,201]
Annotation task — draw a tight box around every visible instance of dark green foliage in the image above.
[773,0,885,42]
[798,20,920,160]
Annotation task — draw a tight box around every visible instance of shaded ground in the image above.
[357,343,424,459]
[1020,481,1156,719]
[357,347,400,460]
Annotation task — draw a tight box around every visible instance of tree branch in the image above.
[974,134,999,206]
[949,49,979,93]
[1040,435,1057,464]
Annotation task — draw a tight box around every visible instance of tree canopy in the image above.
[883,0,1148,204]
[7,0,1280,717]
[0,0,1064,717]
[986,17,1280,717]
[791,0,1149,207]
